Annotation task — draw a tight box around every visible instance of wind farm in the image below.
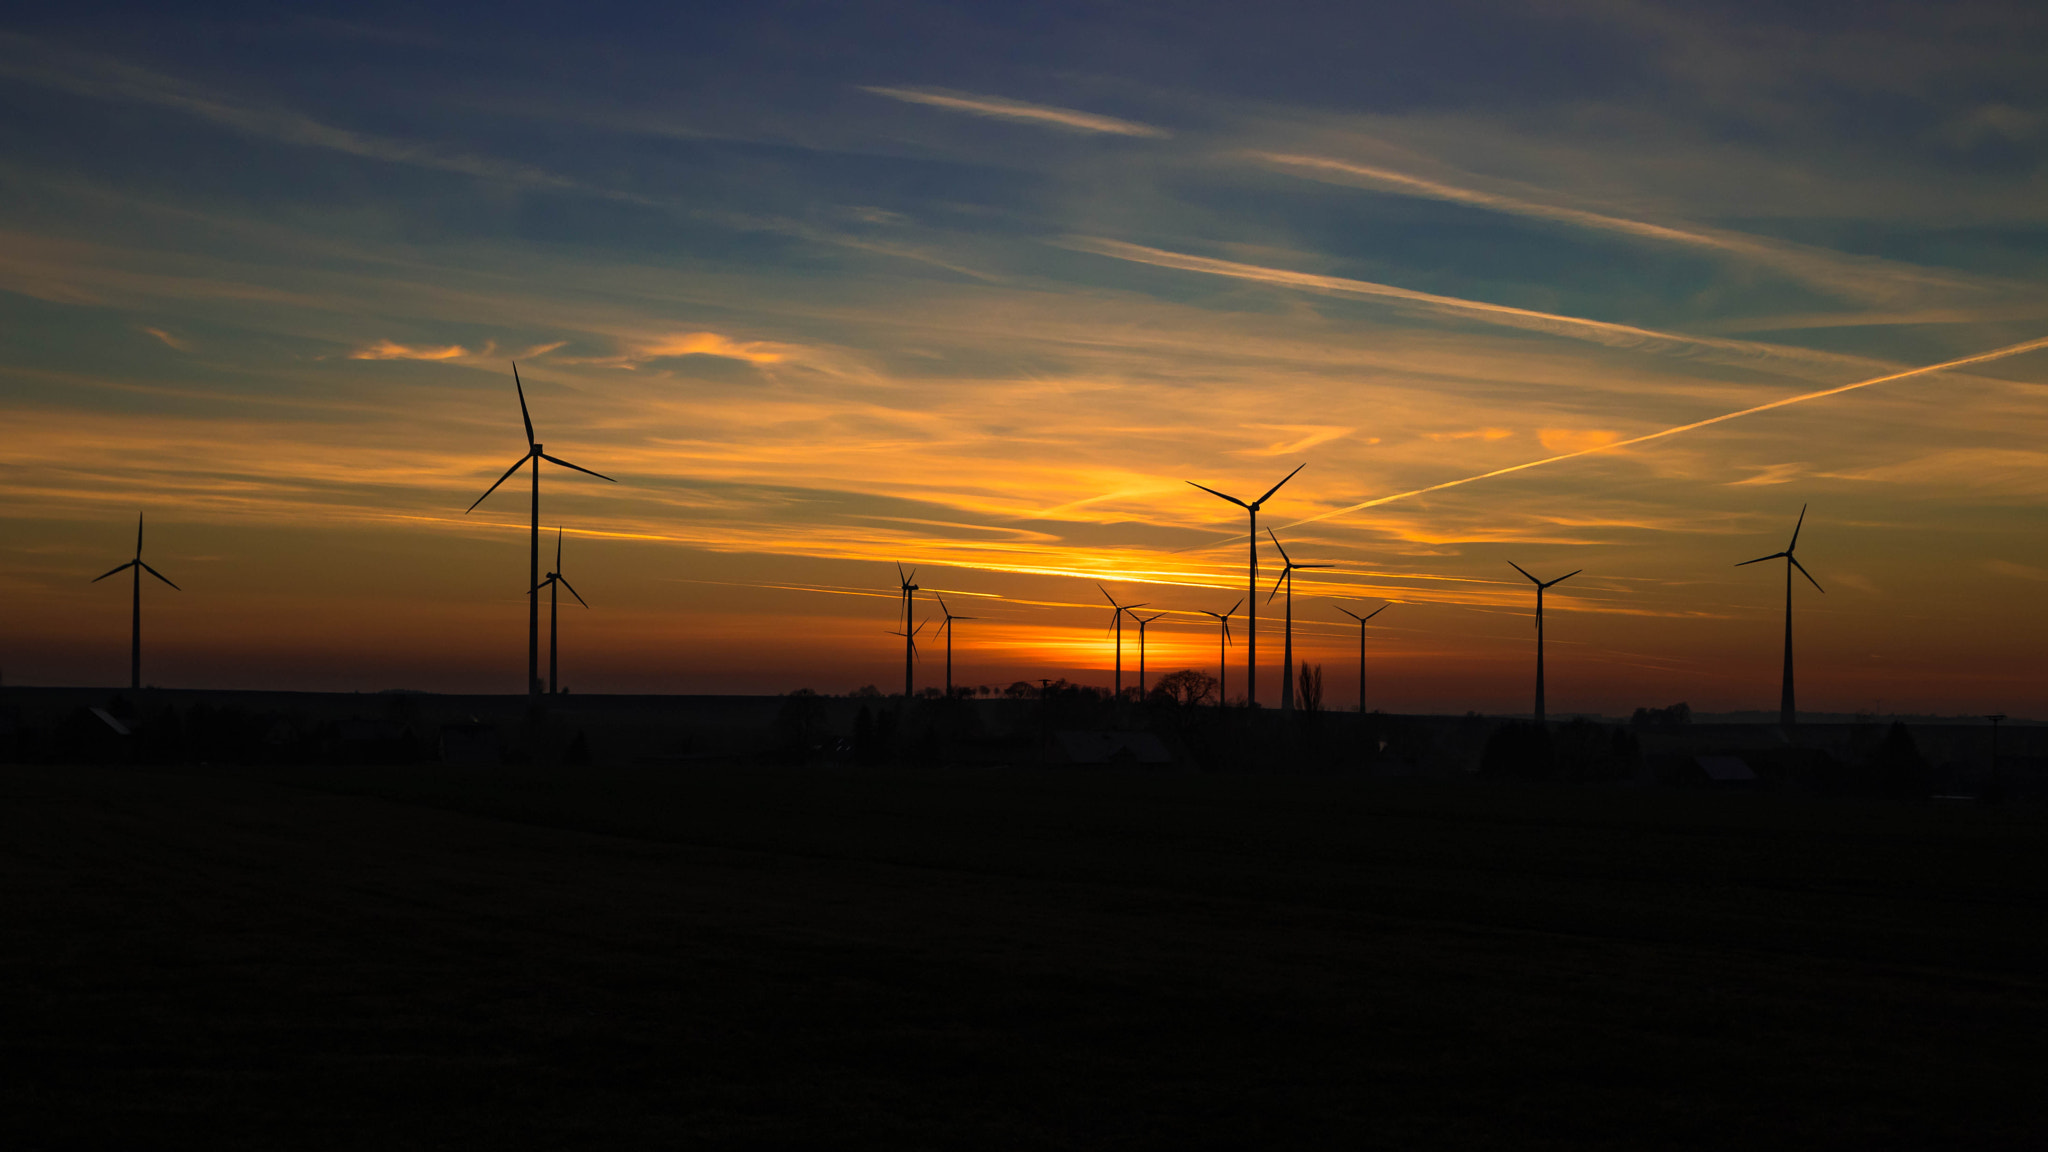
[9,7,2048,1145]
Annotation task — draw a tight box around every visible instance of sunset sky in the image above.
[4,2,2048,714]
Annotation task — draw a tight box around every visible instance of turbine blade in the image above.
[1507,560,1538,584]
[540,454,617,483]
[467,456,530,512]
[1790,556,1824,594]
[1266,527,1292,566]
[1226,598,1243,616]
[1335,606,1360,621]
[92,560,136,583]
[897,561,906,584]
[1252,462,1306,508]
[1545,569,1583,588]
[139,562,180,590]
[559,576,589,607]
[135,511,144,558]
[1735,552,1787,567]
[1296,563,1334,569]
[1269,569,1287,602]
[1186,480,1250,509]
[555,527,563,568]
[1788,503,1807,552]
[1097,582,1119,608]
[1362,604,1388,621]
[513,362,535,448]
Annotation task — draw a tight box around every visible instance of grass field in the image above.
[5,762,2047,1148]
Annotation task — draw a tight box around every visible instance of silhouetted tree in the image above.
[1004,681,1036,699]
[1868,720,1930,796]
[1631,702,1690,728]
[1153,669,1217,707]
[1298,664,1323,714]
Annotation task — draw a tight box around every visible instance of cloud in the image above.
[349,340,471,361]
[1058,236,1869,372]
[1987,559,2048,582]
[638,332,787,365]
[1727,462,1806,486]
[139,326,190,351]
[862,86,1169,138]
[1249,151,1987,306]
[1537,428,1621,453]
[1428,428,1514,442]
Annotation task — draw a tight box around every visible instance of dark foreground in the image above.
[5,764,2047,1148]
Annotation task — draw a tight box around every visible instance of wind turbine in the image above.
[1508,562,1581,724]
[1188,464,1304,708]
[91,512,179,691]
[1334,603,1389,715]
[935,594,978,698]
[1267,529,1333,719]
[1736,504,1824,728]
[896,564,920,699]
[1199,599,1242,706]
[466,363,616,703]
[531,528,588,696]
[1096,584,1148,698]
[887,617,927,698]
[1133,612,1166,697]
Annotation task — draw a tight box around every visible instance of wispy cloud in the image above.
[139,326,190,351]
[349,340,471,362]
[862,86,1169,138]
[1060,236,1864,372]
[1249,151,1989,305]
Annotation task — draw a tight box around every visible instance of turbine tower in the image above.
[935,594,978,698]
[1096,584,1148,698]
[1133,612,1166,697]
[531,528,589,696]
[1187,463,1305,708]
[1508,562,1582,724]
[1736,504,1824,728]
[1334,603,1388,716]
[1199,599,1242,706]
[91,512,179,691]
[467,363,616,704]
[895,564,920,699]
[1266,529,1333,719]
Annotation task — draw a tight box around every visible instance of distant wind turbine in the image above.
[466,363,616,703]
[1736,504,1824,728]
[935,594,978,698]
[1199,599,1242,706]
[1097,583,1148,698]
[896,564,920,699]
[1334,603,1388,716]
[887,617,927,697]
[1187,463,1305,708]
[1267,529,1333,719]
[531,528,589,696]
[1508,562,1581,724]
[91,512,179,691]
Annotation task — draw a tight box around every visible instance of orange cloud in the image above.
[1537,428,1620,452]
[139,326,191,351]
[349,339,470,361]
[639,332,786,365]
[1428,427,1514,442]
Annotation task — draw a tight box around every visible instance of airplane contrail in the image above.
[1274,333,2048,534]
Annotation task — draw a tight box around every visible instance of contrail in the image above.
[1275,334,2048,533]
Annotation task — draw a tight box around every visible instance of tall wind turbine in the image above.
[1508,562,1581,724]
[887,617,926,697]
[1097,583,1148,698]
[531,528,589,696]
[1199,599,1242,706]
[1133,612,1166,697]
[1334,603,1388,716]
[896,564,920,699]
[91,512,179,691]
[1188,464,1304,708]
[1267,529,1333,719]
[935,594,978,698]
[466,363,616,703]
[1737,504,1824,728]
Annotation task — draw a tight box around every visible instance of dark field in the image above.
[6,762,2048,1148]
